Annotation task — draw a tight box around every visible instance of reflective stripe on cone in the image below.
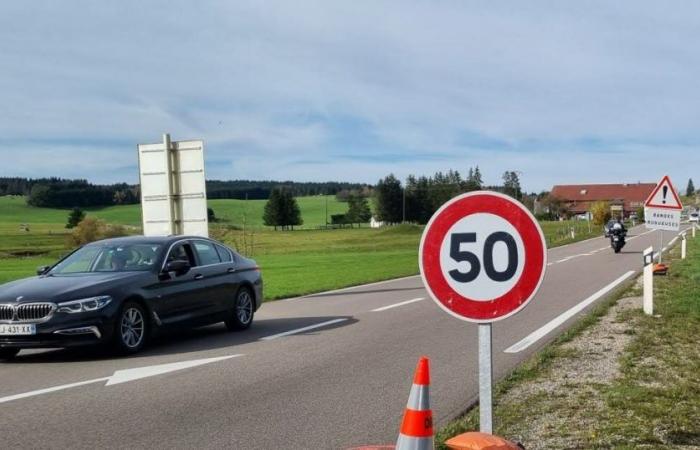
[396,356,434,450]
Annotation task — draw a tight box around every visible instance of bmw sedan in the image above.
[0,235,263,359]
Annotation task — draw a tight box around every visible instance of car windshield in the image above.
[50,243,162,274]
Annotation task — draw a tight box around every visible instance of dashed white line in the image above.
[371,297,425,312]
[504,270,636,354]
[260,318,349,341]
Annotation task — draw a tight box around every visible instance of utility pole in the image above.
[402,186,406,223]
[325,195,328,226]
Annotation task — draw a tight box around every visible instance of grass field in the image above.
[0,195,348,230]
[0,195,603,298]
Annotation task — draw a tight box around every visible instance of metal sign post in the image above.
[643,246,654,315]
[419,191,547,434]
[478,323,493,433]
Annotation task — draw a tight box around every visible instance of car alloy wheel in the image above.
[226,288,254,331]
[116,301,147,354]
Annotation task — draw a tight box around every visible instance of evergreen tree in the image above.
[280,190,303,230]
[375,174,403,223]
[263,189,283,230]
[687,178,695,197]
[473,166,483,187]
[502,171,522,200]
[346,194,372,226]
[65,207,85,229]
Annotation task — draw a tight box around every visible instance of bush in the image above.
[590,201,611,226]
[68,217,128,246]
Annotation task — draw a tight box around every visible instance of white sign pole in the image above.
[681,233,687,260]
[658,230,663,264]
[478,323,493,434]
[643,246,654,315]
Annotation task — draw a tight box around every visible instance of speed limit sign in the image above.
[419,191,547,323]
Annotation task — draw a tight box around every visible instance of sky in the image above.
[1,1,699,193]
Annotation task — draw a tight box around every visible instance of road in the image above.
[0,225,689,449]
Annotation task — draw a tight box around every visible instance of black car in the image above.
[0,235,263,359]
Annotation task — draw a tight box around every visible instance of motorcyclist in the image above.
[611,218,627,235]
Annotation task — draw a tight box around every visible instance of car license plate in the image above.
[0,324,36,335]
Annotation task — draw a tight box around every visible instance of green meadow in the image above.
[0,195,601,297]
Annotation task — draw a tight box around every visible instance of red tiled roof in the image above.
[551,183,656,213]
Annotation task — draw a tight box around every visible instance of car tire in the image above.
[0,348,20,360]
[114,301,148,355]
[225,287,255,331]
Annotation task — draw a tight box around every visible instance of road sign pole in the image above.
[478,323,493,434]
[658,230,663,264]
[681,233,687,260]
[643,246,654,315]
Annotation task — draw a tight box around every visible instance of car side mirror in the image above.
[37,265,51,276]
[164,260,190,276]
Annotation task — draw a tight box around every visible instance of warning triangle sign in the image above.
[645,175,683,210]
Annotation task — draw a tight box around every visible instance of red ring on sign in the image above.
[420,193,546,321]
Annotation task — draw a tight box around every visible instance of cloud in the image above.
[1,1,699,190]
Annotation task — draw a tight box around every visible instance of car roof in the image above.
[85,235,219,247]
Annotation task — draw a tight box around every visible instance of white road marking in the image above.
[105,354,243,386]
[0,354,243,404]
[504,270,636,354]
[260,318,349,341]
[371,297,425,312]
[0,377,109,404]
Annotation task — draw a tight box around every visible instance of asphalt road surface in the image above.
[0,225,689,449]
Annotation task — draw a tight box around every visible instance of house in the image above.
[550,183,656,218]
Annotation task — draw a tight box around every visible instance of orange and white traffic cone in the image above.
[396,356,434,450]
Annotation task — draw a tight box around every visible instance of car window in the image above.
[166,243,196,266]
[215,244,233,262]
[52,243,162,274]
[194,241,222,266]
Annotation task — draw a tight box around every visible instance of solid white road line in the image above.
[0,354,244,404]
[0,377,109,404]
[504,270,636,354]
[260,318,349,341]
[371,297,425,312]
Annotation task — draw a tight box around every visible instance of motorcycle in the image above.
[610,227,626,253]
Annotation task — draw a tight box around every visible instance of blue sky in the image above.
[1,1,699,192]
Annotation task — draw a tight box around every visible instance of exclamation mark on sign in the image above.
[662,186,668,204]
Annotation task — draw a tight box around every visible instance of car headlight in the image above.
[57,296,112,314]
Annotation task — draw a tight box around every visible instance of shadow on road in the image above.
[6,315,357,364]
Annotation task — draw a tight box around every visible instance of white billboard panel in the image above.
[137,135,208,237]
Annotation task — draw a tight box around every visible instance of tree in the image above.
[279,190,303,230]
[590,201,611,226]
[687,178,695,197]
[263,189,283,230]
[263,189,302,230]
[68,217,127,246]
[65,207,85,229]
[207,207,216,222]
[502,171,522,200]
[346,194,372,226]
[375,175,403,223]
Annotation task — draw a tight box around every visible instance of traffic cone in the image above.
[396,356,434,450]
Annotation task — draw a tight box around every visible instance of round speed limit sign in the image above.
[419,191,547,322]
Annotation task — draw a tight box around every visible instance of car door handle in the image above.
[194,274,204,280]
[227,268,236,273]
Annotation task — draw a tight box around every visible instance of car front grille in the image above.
[0,303,56,323]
